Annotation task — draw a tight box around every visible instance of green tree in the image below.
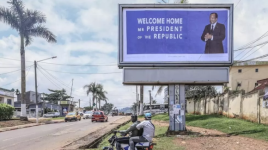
[42,89,71,104]
[84,82,107,110]
[96,85,108,110]
[100,103,114,114]
[131,102,139,114]
[186,86,217,114]
[84,106,94,111]
[0,0,56,119]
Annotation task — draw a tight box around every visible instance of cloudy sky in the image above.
[0,0,268,108]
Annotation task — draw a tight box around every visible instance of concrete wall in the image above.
[241,92,258,122]
[260,98,268,124]
[186,100,195,114]
[186,91,268,125]
[228,93,241,118]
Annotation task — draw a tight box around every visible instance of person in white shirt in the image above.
[129,113,155,150]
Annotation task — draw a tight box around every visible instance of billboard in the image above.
[118,4,233,67]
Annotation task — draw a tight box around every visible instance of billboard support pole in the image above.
[169,84,186,132]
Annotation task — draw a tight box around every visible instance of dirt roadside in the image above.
[153,121,268,150]
[62,116,131,150]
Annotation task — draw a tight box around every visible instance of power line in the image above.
[0,66,21,68]
[0,65,33,87]
[0,56,117,67]
[37,67,63,89]
[237,31,268,51]
[37,66,85,98]
[39,62,117,66]
[38,64,72,89]
[234,40,268,51]
[235,53,268,63]
[238,43,267,61]
[0,65,33,76]
[39,67,121,75]
[235,31,268,59]
[0,57,33,62]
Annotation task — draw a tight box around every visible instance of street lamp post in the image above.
[149,90,152,114]
[35,56,57,124]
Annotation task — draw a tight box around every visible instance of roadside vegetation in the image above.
[153,113,268,141]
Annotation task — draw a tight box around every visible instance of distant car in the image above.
[79,112,84,117]
[65,112,81,122]
[43,112,60,118]
[83,111,93,119]
[92,111,108,122]
[125,112,133,116]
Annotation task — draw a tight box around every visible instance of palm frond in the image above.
[28,25,57,43]
[24,34,33,46]
[7,0,24,20]
[155,86,164,97]
[23,9,46,28]
[0,7,19,31]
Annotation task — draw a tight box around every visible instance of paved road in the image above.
[0,116,125,150]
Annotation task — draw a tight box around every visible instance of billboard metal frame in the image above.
[118,4,234,68]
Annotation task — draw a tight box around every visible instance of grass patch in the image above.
[152,114,169,122]
[186,114,268,141]
[50,117,65,120]
[97,122,132,149]
[152,113,268,141]
[89,119,184,150]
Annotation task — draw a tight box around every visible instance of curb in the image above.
[85,119,131,149]
[62,117,131,150]
[0,120,65,133]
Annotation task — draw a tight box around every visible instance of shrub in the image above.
[0,103,15,121]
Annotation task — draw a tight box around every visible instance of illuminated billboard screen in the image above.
[119,4,233,67]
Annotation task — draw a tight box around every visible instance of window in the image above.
[255,69,258,72]
[255,83,258,86]
[238,69,242,73]
[237,83,241,87]
[7,99,12,105]
[93,111,101,115]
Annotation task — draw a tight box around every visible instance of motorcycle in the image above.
[103,130,156,150]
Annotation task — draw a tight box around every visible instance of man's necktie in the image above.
[210,24,214,34]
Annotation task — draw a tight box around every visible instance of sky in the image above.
[1,0,268,109]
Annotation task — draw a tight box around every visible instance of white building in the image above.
[0,88,15,106]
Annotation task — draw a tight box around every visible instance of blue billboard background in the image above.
[126,10,229,54]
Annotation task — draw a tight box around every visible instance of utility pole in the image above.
[149,90,152,114]
[78,99,80,108]
[68,79,74,112]
[139,85,144,115]
[89,97,91,107]
[34,56,57,124]
[34,61,39,123]
[136,85,139,115]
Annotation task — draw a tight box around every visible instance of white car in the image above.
[43,112,60,118]
[83,111,93,119]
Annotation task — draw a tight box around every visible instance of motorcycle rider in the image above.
[115,115,143,149]
[129,113,155,150]
[121,115,143,137]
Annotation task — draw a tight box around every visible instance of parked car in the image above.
[43,112,60,118]
[83,111,93,119]
[92,111,108,122]
[65,112,81,122]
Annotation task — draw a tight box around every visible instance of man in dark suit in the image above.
[201,13,226,53]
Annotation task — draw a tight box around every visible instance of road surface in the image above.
[0,116,125,150]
